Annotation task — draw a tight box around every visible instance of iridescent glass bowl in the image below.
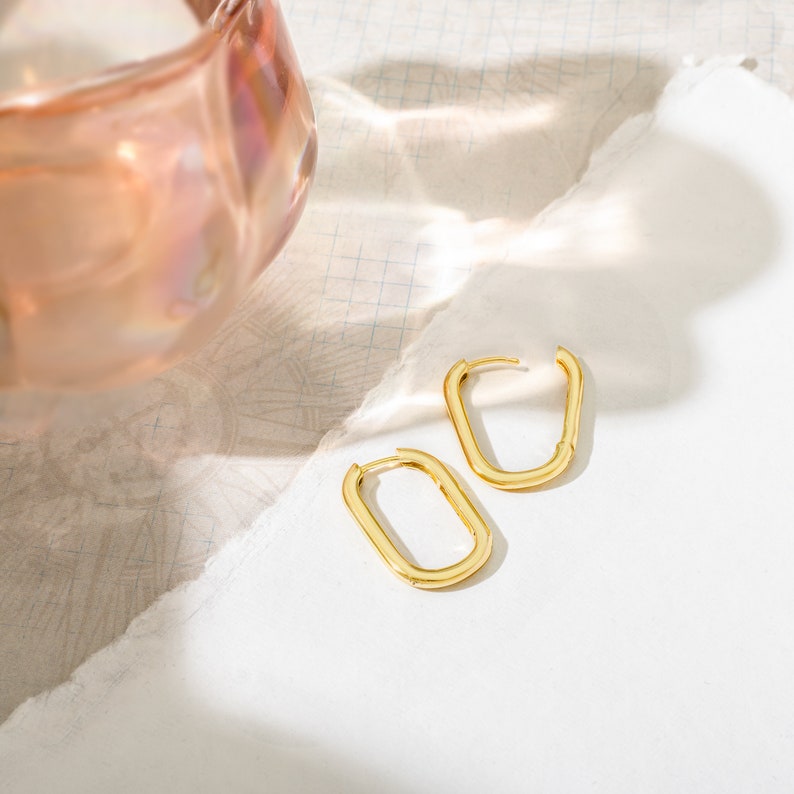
[0,0,316,391]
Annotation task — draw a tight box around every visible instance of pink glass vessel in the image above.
[0,0,316,391]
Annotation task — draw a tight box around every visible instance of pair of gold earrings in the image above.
[343,346,584,590]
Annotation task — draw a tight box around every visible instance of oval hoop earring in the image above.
[443,346,584,491]
[342,448,493,589]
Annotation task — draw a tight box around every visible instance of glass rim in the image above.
[0,0,247,116]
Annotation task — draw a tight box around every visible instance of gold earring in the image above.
[443,346,584,490]
[342,448,493,589]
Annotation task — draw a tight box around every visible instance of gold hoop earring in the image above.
[342,448,493,589]
[443,346,584,490]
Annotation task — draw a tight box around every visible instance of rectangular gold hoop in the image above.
[342,448,493,589]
